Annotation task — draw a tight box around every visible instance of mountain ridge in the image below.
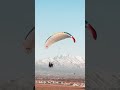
[35,54,85,78]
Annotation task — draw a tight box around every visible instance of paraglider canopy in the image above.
[45,32,76,48]
[23,27,35,54]
[85,20,97,40]
[25,27,35,40]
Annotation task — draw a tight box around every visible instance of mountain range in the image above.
[35,55,85,78]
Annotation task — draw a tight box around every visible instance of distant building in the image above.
[80,83,85,87]
[73,83,79,87]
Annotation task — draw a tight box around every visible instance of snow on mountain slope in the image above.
[35,55,85,78]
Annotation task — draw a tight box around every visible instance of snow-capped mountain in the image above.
[35,55,85,78]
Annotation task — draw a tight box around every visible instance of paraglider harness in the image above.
[49,62,54,68]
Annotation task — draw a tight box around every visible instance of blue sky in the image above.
[35,0,85,60]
